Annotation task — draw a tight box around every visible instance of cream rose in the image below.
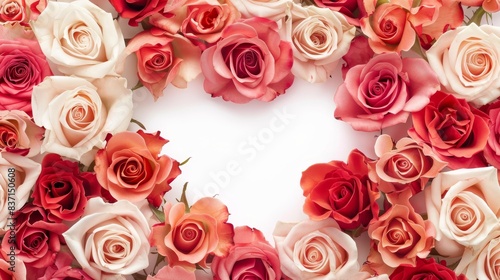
[0,152,41,233]
[273,219,364,279]
[426,23,500,106]
[30,0,125,78]
[425,167,500,258]
[32,76,133,164]
[231,0,291,21]
[282,4,355,83]
[63,197,151,279]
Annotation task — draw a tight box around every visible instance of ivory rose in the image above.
[31,76,133,165]
[334,53,440,131]
[281,4,355,83]
[425,167,500,258]
[427,23,500,106]
[0,153,41,233]
[150,197,234,269]
[94,130,181,207]
[231,0,291,21]
[0,110,43,157]
[201,17,294,103]
[211,226,281,280]
[31,0,125,78]
[0,38,51,115]
[455,228,500,279]
[273,219,363,279]
[63,197,151,279]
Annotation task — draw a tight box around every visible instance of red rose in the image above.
[109,0,171,27]
[313,0,363,25]
[301,149,379,230]
[390,258,466,280]
[480,100,500,169]
[408,91,489,169]
[1,204,67,268]
[31,154,101,221]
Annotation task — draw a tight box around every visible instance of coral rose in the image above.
[147,266,196,280]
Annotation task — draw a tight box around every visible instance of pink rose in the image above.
[0,110,43,157]
[201,17,294,103]
[0,253,25,280]
[37,252,92,280]
[334,53,440,131]
[118,28,201,100]
[212,226,281,280]
[0,0,46,24]
[147,265,196,280]
[0,38,51,115]
[341,36,374,79]
[150,197,234,269]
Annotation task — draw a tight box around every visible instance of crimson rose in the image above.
[390,258,466,280]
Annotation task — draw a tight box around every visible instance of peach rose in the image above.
[231,0,291,21]
[63,197,151,279]
[0,110,43,157]
[371,134,447,194]
[425,167,500,258]
[416,0,463,49]
[456,228,500,279]
[94,130,181,207]
[212,226,281,280]
[426,23,500,106]
[147,265,196,280]
[368,190,435,267]
[31,76,133,165]
[150,197,234,269]
[281,4,355,83]
[273,219,363,279]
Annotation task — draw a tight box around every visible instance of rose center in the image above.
[0,126,18,149]
[174,221,204,254]
[199,7,220,29]
[450,199,478,231]
[1,1,22,18]
[145,50,172,71]
[464,49,493,81]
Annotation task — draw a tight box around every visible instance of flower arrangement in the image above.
[0,0,499,278]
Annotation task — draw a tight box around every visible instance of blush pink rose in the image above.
[212,226,281,280]
[0,0,46,24]
[147,265,196,280]
[150,198,234,269]
[94,130,181,207]
[334,53,440,131]
[201,17,294,103]
[0,38,51,115]
[0,110,43,157]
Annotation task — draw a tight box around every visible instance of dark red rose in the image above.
[480,100,500,169]
[313,0,365,25]
[31,154,101,221]
[390,258,466,280]
[109,0,174,26]
[1,204,67,268]
[408,91,489,169]
[301,149,379,230]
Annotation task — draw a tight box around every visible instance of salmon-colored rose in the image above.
[147,266,196,280]
[0,110,43,157]
[150,197,234,269]
[371,134,447,194]
[94,130,181,207]
[408,91,489,169]
[416,0,463,49]
[212,226,281,280]
[201,17,294,103]
[301,149,379,230]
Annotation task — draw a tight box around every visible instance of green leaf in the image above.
[179,157,191,166]
[179,183,190,211]
[467,7,486,26]
[132,80,144,91]
[130,118,147,130]
[149,205,165,223]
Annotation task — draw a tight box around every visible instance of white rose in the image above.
[426,23,500,106]
[0,152,41,233]
[273,219,363,279]
[425,167,500,258]
[32,76,133,165]
[456,228,500,280]
[63,197,151,279]
[281,4,355,83]
[231,0,292,21]
[30,0,125,78]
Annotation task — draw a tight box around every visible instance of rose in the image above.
[408,91,489,169]
[313,0,362,24]
[63,197,151,279]
[371,134,447,194]
[30,0,125,78]
[118,29,201,100]
[482,100,500,168]
[301,149,379,230]
[390,258,466,280]
[334,53,440,131]
[37,252,92,280]
[0,38,51,115]
[426,23,500,106]
[150,197,234,268]
[231,0,291,21]
[0,153,41,233]
[425,167,500,257]
[462,0,500,11]
[31,154,101,222]
[0,252,26,280]
[94,130,181,207]
[109,0,169,26]
[368,190,435,267]
[273,219,362,279]
[31,76,133,164]
[0,110,43,157]
[147,266,196,280]
[201,17,294,103]
[211,226,281,280]
[1,204,67,268]
[341,36,374,79]
[281,4,355,83]
[0,0,25,23]
[455,228,500,279]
